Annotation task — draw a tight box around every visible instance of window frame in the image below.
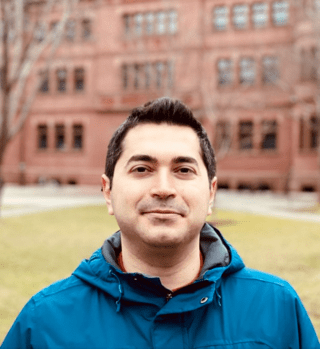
[37,124,48,150]
[239,121,254,150]
[81,18,92,41]
[217,58,233,87]
[74,67,85,92]
[252,2,268,28]
[55,124,65,150]
[73,124,84,150]
[239,57,256,86]
[39,69,49,93]
[232,4,249,30]
[262,55,279,85]
[213,6,229,31]
[56,68,67,93]
[261,120,278,150]
[272,1,289,27]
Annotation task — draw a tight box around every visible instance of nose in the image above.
[150,169,177,199]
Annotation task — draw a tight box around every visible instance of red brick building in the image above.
[2,0,319,192]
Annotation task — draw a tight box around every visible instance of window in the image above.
[213,6,229,31]
[124,15,132,36]
[272,1,289,26]
[156,11,166,35]
[239,57,256,85]
[134,13,143,36]
[56,69,67,92]
[133,64,142,89]
[239,121,253,149]
[168,10,178,34]
[262,56,279,84]
[66,19,76,41]
[299,118,305,150]
[252,3,268,28]
[55,124,65,150]
[124,10,178,38]
[73,124,83,149]
[310,116,319,149]
[38,125,48,149]
[167,61,174,88]
[299,116,318,150]
[233,4,249,29]
[122,64,129,89]
[218,59,233,86]
[81,19,92,40]
[215,121,231,150]
[261,120,277,149]
[74,68,85,91]
[145,63,152,88]
[155,62,165,88]
[145,13,155,35]
[311,47,318,81]
[122,61,174,90]
[39,70,49,93]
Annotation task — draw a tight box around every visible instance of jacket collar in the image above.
[73,224,245,314]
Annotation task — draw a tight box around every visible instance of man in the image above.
[2,97,319,348]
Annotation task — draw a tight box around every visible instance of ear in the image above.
[207,176,218,216]
[101,174,114,215]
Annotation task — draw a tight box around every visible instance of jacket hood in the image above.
[72,223,245,311]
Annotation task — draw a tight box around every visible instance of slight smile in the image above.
[142,210,183,217]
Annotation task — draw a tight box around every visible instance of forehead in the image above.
[121,123,202,160]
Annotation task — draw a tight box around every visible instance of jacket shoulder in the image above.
[32,274,86,303]
[229,267,297,293]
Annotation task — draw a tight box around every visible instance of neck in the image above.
[120,237,201,291]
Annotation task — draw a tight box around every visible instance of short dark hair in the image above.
[105,97,216,188]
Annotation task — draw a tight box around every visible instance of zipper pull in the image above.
[166,292,173,302]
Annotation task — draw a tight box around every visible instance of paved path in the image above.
[1,185,105,218]
[215,190,320,223]
[1,185,320,223]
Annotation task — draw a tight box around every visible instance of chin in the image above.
[142,228,190,249]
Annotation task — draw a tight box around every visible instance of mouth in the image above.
[143,210,183,216]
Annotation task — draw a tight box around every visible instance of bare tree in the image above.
[0,0,78,213]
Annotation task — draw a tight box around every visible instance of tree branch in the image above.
[8,0,78,130]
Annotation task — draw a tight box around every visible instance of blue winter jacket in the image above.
[1,223,319,349]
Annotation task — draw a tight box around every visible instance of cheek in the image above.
[112,185,141,211]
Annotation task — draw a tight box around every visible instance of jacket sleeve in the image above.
[1,298,35,349]
[294,294,320,349]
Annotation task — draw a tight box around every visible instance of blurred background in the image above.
[0,0,320,342]
[0,0,320,198]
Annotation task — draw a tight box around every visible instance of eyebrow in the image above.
[126,155,158,167]
[172,156,199,167]
[126,154,199,167]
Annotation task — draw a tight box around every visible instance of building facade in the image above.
[2,0,319,192]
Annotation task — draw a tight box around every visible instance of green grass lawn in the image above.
[1,205,319,342]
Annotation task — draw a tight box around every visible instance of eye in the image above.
[179,168,192,173]
[136,167,147,172]
[131,166,151,174]
[176,167,196,175]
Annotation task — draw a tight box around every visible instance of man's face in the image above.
[102,123,217,250]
